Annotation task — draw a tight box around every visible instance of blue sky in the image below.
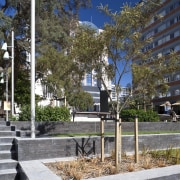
[79,0,140,29]
[79,0,140,86]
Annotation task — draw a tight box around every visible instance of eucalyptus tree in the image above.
[99,0,180,113]
[70,1,161,117]
[0,0,91,104]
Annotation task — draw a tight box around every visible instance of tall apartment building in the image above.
[140,0,180,113]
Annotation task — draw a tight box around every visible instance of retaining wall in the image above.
[11,121,180,137]
[15,133,180,161]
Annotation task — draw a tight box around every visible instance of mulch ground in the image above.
[45,152,179,180]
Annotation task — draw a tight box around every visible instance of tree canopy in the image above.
[0,0,91,105]
[0,0,179,113]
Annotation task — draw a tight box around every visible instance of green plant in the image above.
[120,109,159,122]
[18,105,71,121]
[175,149,180,164]
[165,146,174,161]
[141,146,150,157]
[9,115,19,121]
[18,105,31,121]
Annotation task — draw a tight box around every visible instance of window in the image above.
[170,19,174,25]
[86,73,92,86]
[154,41,158,47]
[166,91,171,97]
[176,16,180,23]
[166,35,170,41]
[159,10,166,17]
[174,44,180,52]
[93,78,97,86]
[170,5,174,11]
[158,23,166,32]
[175,89,180,96]
[175,74,180,81]
[164,77,170,83]
[170,33,174,39]
[174,30,180,38]
[154,28,158,34]
[163,49,170,55]
[146,31,154,39]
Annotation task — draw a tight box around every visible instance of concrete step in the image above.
[0,151,13,160]
[0,121,10,126]
[0,159,17,170]
[0,137,15,143]
[0,125,15,131]
[0,126,12,131]
[0,131,16,137]
[0,143,12,151]
[0,168,17,180]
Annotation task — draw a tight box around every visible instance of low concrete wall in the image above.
[15,133,180,161]
[11,121,180,137]
[18,160,60,180]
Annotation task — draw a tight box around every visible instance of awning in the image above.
[160,101,171,106]
[172,101,180,106]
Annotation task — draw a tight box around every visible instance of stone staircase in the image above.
[0,119,18,180]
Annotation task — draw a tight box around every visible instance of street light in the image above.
[1,30,14,116]
[0,67,9,121]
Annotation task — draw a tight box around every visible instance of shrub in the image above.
[120,109,159,122]
[18,105,71,121]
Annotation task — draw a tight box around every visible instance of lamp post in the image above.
[1,30,14,116]
[0,67,9,121]
[31,0,36,138]
[5,66,9,121]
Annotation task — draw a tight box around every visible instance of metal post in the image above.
[11,30,14,116]
[6,69,8,121]
[100,118,104,162]
[31,0,36,138]
[134,116,139,163]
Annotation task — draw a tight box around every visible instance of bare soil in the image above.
[45,150,180,180]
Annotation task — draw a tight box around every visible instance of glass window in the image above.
[175,89,180,95]
[166,35,170,41]
[86,73,92,86]
[166,91,171,97]
[170,4,174,11]
[176,74,180,81]
[158,23,166,32]
[170,33,174,39]
[174,30,180,38]
[146,31,154,39]
[159,10,166,17]
[164,77,170,83]
[170,19,174,25]
[174,44,180,52]
[93,78,97,86]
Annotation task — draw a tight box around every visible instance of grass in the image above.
[51,131,180,137]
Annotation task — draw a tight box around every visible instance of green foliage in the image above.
[18,105,70,121]
[120,109,159,122]
[68,90,93,111]
[0,0,91,111]
[14,72,31,105]
[150,147,180,165]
